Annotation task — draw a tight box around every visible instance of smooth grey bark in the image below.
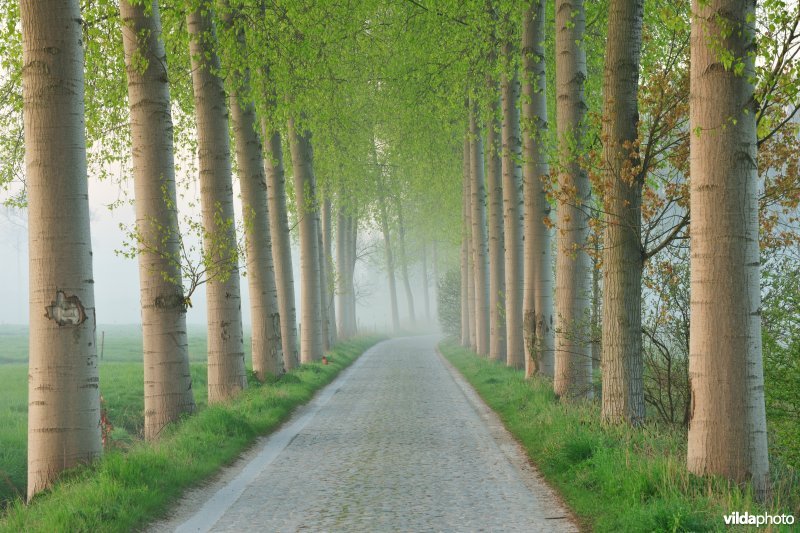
[120,0,195,439]
[378,184,400,333]
[336,211,358,338]
[521,0,555,380]
[263,126,299,371]
[460,138,472,346]
[554,0,593,400]
[322,198,337,347]
[469,106,490,356]
[187,1,246,403]
[336,208,355,338]
[395,197,417,327]
[421,242,431,320]
[687,0,769,501]
[23,0,101,500]
[487,94,507,362]
[431,240,440,317]
[317,199,331,350]
[465,143,477,351]
[220,2,283,380]
[501,53,525,370]
[346,215,358,333]
[288,117,324,362]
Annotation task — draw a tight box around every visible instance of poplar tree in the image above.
[600,0,646,424]
[23,0,102,499]
[119,0,195,438]
[554,0,593,399]
[219,0,283,379]
[187,0,246,401]
[501,44,525,370]
[470,104,490,356]
[289,116,325,362]
[521,0,554,379]
[263,125,299,370]
[687,0,769,500]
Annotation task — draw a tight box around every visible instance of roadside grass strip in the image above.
[0,336,383,533]
[439,339,799,533]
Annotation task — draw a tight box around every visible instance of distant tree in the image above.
[438,269,462,339]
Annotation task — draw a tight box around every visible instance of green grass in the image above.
[0,366,26,503]
[439,339,800,533]
[0,323,249,502]
[0,336,382,532]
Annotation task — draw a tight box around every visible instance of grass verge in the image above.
[439,339,799,532]
[0,335,383,533]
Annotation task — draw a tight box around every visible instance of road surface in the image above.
[150,336,577,532]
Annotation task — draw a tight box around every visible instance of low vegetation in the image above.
[0,324,222,504]
[0,335,382,533]
[439,339,800,533]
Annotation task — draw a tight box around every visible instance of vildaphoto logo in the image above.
[723,511,795,527]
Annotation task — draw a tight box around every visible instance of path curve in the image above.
[149,336,577,532]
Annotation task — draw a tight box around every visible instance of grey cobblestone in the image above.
[158,336,577,532]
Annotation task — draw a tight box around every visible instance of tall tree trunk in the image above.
[431,240,440,317]
[460,138,471,346]
[220,2,283,381]
[521,0,555,379]
[487,94,507,362]
[336,207,350,339]
[687,0,769,501]
[187,2,246,402]
[320,198,336,349]
[378,187,400,333]
[322,199,336,346]
[395,197,417,327]
[470,105,490,356]
[120,0,195,439]
[421,242,431,320]
[554,0,593,399]
[263,126,299,371]
[465,148,477,351]
[501,50,525,370]
[347,215,358,333]
[316,212,329,351]
[601,0,644,426]
[23,0,101,500]
[288,117,324,362]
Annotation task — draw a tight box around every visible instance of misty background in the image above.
[0,175,438,333]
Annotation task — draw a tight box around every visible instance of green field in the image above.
[0,324,248,505]
[0,324,250,364]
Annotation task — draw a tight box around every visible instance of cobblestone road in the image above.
[156,336,577,532]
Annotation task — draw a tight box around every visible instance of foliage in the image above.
[437,268,461,339]
[440,340,800,532]
[762,252,800,471]
[0,336,383,532]
[642,247,691,426]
